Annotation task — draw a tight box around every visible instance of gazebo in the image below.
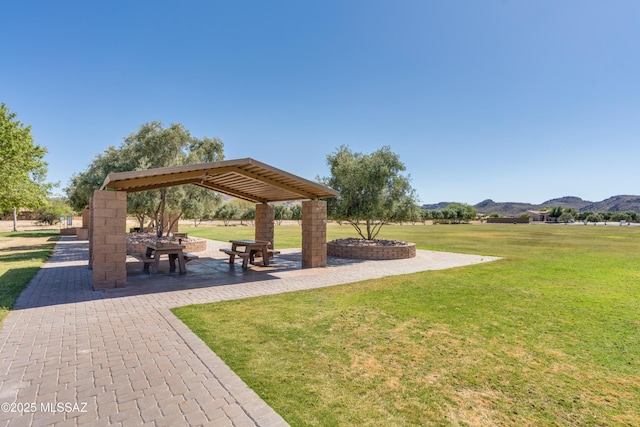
[88,158,339,289]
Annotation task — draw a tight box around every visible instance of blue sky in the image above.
[2,1,639,205]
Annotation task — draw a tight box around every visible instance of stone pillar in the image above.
[77,207,91,240]
[88,198,94,270]
[91,190,127,289]
[82,207,90,229]
[302,200,327,268]
[255,204,275,247]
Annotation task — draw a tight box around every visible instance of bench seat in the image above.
[130,252,155,264]
[219,248,252,268]
[130,252,198,273]
[183,253,199,263]
[219,247,280,269]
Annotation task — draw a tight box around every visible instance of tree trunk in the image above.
[157,190,166,238]
[13,207,17,232]
[167,212,182,235]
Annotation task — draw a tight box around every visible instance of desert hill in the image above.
[422,195,640,217]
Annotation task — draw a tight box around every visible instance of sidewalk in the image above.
[0,237,498,426]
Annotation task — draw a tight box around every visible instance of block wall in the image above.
[302,200,327,268]
[90,190,127,289]
[88,197,94,269]
[486,217,530,224]
[327,242,416,259]
[255,204,275,247]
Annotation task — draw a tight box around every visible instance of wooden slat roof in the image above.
[100,158,339,203]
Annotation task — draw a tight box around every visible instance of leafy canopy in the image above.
[0,103,52,211]
[66,121,224,236]
[323,145,418,240]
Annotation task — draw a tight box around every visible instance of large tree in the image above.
[66,121,224,236]
[0,103,52,222]
[323,145,418,240]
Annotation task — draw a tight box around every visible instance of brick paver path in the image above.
[0,237,498,426]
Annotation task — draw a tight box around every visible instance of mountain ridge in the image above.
[422,195,640,216]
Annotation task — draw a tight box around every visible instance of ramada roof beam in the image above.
[232,168,317,200]
[103,167,237,191]
[193,182,269,203]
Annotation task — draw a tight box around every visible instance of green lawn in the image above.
[173,224,640,426]
[0,230,59,324]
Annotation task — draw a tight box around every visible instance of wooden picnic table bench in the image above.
[130,250,199,273]
[220,240,280,269]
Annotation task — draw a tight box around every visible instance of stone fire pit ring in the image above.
[327,238,416,260]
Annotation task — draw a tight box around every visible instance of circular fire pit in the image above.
[327,238,416,260]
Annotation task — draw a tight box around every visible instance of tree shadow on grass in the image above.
[0,248,54,263]
[0,231,59,239]
[0,266,41,313]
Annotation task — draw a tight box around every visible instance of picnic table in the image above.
[145,242,186,274]
[219,239,279,269]
[130,242,199,274]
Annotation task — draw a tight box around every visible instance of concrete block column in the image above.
[76,207,91,241]
[82,207,90,228]
[302,200,327,268]
[90,190,127,289]
[255,204,275,247]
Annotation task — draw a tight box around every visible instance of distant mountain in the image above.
[422,195,640,216]
[581,195,640,213]
[420,202,452,211]
[473,200,535,216]
[542,196,592,211]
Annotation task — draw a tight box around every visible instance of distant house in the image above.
[528,210,549,222]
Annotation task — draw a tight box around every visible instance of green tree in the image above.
[240,206,256,225]
[431,210,444,223]
[446,203,476,224]
[549,206,564,222]
[441,207,457,223]
[420,209,432,225]
[323,146,418,240]
[181,186,221,227]
[577,211,591,222]
[290,204,302,225]
[0,103,53,230]
[398,202,421,225]
[34,198,72,225]
[558,211,574,223]
[66,121,224,236]
[586,213,601,225]
[214,203,240,226]
[67,146,134,211]
[274,204,291,225]
[610,212,631,223]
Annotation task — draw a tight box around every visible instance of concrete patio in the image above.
[0,236,499,426]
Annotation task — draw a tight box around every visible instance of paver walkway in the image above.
[0,237,498,426]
